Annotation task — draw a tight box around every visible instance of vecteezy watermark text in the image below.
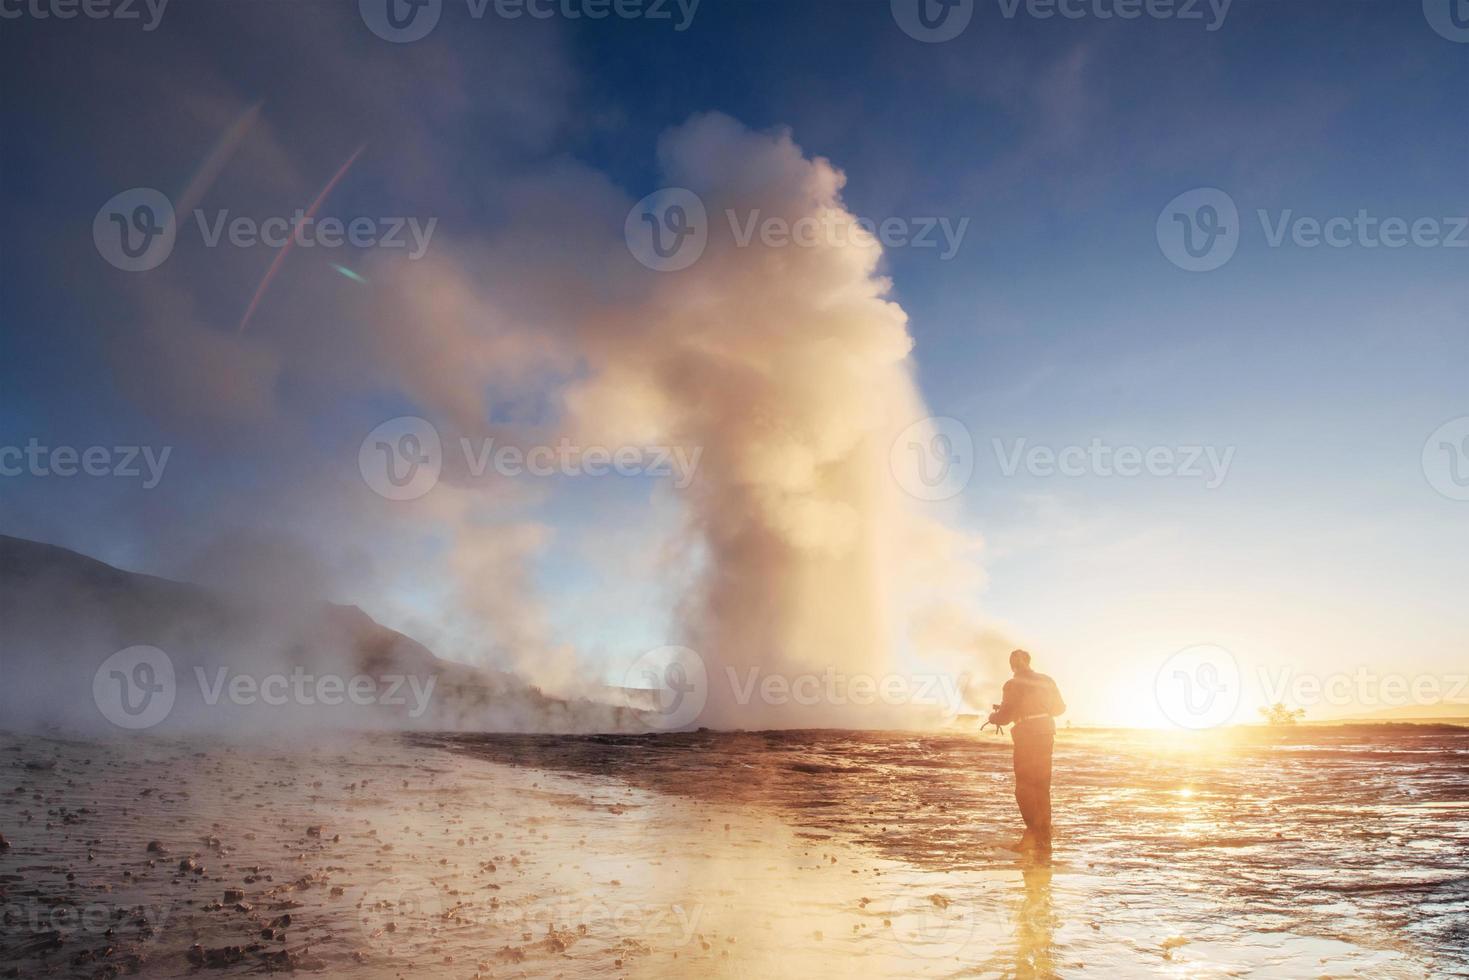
[359,0,700,43]
[726,209,969,260]
[192,210,436,258]
[1257,666,1469,711]
[993,437,1235,488]
[359,416,703,501]
[195,667,437,719]
[92,646,438,729]
[1153,644,1469,729]
[0,0,169,30]
[1,900,173,937]
[994,0,1231,29]
[1158,188,1467,272]
[460,437,702,487]
[725,666,965,711]
[0,439,170,488]
[1256,210,1469,251]
[93,187,437,272]
[357,872,703,950]
[620,646,973,731]
[887,418,1234,500]
[890,0,1231,44]
[625,187,970,272]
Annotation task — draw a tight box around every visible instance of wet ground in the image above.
[1,725,1463,977]
[425,725,1469,976]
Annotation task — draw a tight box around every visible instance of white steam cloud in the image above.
[59,32,1009,731]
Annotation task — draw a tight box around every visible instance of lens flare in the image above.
[237,144,366,333]
[331,263,368,284]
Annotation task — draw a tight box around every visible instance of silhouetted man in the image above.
[987,649,1066,851]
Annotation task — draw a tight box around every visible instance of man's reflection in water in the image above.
[1014,856,1058,978]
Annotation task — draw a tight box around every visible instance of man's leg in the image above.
[1032,733,1054,842]
[1013,735,1041,834]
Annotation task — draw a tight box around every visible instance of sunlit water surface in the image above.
[430,725,1469,976]
[1,725,1463,977]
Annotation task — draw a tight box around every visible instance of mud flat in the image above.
[0,730,1445,978]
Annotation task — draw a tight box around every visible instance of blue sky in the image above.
[2,0,1465,725]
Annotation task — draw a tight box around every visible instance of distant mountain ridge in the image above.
[0,534,640,734]
[1323,704,1469,724]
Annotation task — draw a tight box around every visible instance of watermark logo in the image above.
[359,419,704,499]
[890,416,974,501]
[95,650,436,727]
[1422,416,1469,501]
[359,416,443,501]
[891,0,973,42]
[1423,0,1469,42]
[360,0,443,42]
[623,646,708,730]
[93,645,176,730]
[96,187,436,272]
[625,188,708,272]
[888,890,979,958]
[1157,187,1239,272]
[94,188,175,272]
[629,188,969,266]
[1161,189,1466,270]
[1154,643,1240,729]
[358,874,443,940]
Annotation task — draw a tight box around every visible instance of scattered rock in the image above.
[187,944,247,967]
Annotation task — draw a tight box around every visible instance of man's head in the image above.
[1009,649,1032,674]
